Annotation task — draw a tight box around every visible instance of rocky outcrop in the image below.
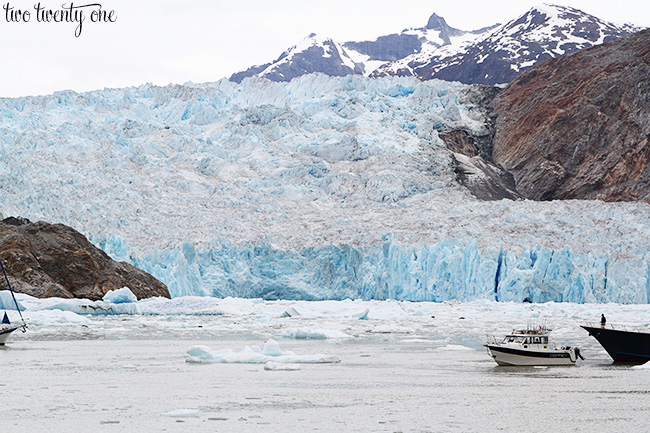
[0,217,169,300]
[435,85,519,201]
[491,29,650,201]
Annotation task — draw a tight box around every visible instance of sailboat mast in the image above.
[0,258,25,324]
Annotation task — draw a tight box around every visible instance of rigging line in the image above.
[0,258,26,325]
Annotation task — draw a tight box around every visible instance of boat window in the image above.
[533,337,541,344]
[541,337,548,344]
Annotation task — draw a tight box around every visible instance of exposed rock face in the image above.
[345,13,471,64]
[491,29,650,201]
[343,33,422,63]
[435,85,519,201]
[0,217,169,300]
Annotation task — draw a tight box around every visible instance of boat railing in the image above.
[584,322,650,333]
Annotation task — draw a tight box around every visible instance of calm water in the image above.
[1,313,648,433]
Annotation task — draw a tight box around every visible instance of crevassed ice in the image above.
[1,74,650,303]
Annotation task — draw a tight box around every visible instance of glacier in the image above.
[1,74,650,303]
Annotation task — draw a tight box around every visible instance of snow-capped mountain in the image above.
[231,4,640,86]
[416,4,640,84]
[231,13,495,82]
[2,75,650,303]
[230,33,364,83]
[364,14,496,79]
[344,13,497,77]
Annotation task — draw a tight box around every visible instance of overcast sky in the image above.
[1,0,647,97]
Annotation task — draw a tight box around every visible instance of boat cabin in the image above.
[504,335,549,345]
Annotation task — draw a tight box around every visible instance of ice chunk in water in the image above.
[264,361,301,371]
[186,339,340,364]
[263,338,285,356]
[103,287,138,304]
[162,409,200,418]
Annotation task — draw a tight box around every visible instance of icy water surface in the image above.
[1,299,650,432]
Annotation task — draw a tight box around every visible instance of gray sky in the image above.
[1,0,647,97]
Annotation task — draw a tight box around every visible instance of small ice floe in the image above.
[186,338,340,364]
[279,327,351,339]
[632,361,650,370]
[24,309,93,326]
[437,344,474,351]
[401,338,432,343]
[29,287,140,317]
[281,307,301,317]
[263,338,283,356]
[264,361,301,371]
[162,409,200,418]
[103,287,138,304]
[348,308,369,320]
[137,296,225,316]
[279,302,369,320]
[32,297,138,316]
[367,324,412,334]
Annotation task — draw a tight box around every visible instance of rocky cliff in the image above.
[0,217,169,300]
[491,29,650,201]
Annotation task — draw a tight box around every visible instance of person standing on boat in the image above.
[601,314,606,328]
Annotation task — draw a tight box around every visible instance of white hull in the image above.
[486,344,577,366]
[0,324,21,345]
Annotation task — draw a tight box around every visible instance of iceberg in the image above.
[278,327,352,339]
[161,409,201,418]
[31,297,139,315]
[186,338,341,364]
[264,361,301,371]
[0,291,25,311]
[103,287,138,304]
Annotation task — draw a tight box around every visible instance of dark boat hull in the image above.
[581,325,650,363]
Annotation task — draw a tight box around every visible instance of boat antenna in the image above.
[0,258,26,329]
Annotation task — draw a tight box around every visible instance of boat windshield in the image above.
[503,336,548,344]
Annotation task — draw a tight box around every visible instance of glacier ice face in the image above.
[117,235,650,304]
[1,74,650,303]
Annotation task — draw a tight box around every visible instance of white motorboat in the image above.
[485,325,583,366]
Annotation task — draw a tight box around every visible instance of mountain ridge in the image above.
[230,4,641,85]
